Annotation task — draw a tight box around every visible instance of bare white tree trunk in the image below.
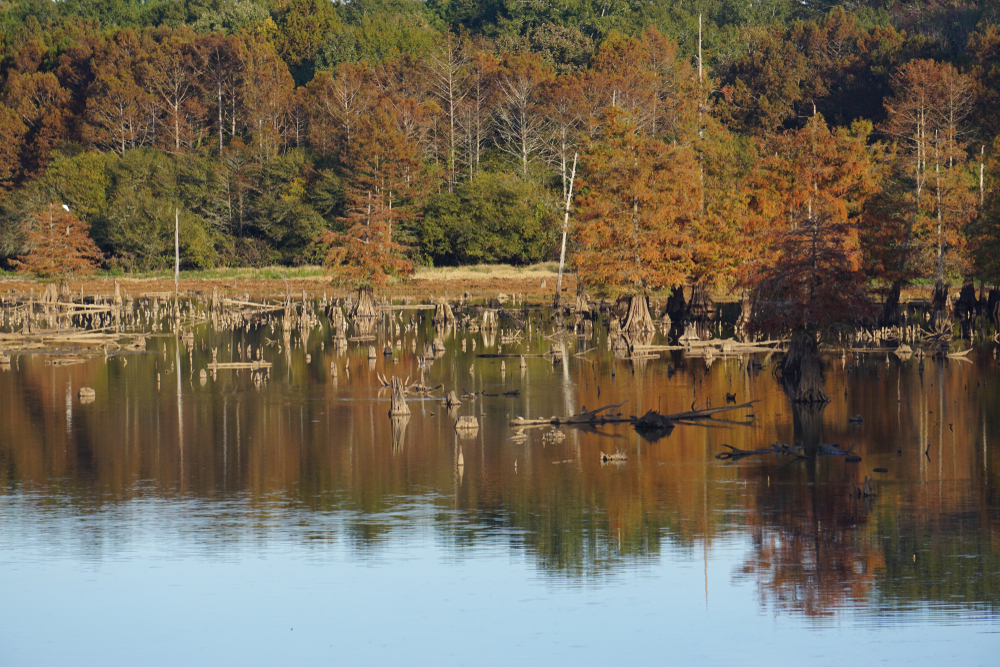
[555,153,578,308]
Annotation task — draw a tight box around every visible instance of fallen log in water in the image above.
[476,353,548,358]
[715,443,803,460]
[510,402,627,427]
[207,360,273,370]
[715,442,857,461]
[481,389,520,397]
[509,400,756,428]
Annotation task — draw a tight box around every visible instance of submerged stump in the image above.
[389,376,410,416]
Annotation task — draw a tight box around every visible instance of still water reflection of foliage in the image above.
[0,299,998,617]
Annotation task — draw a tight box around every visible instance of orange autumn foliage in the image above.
[740,114,881,333]
[12,205,103,277]
[322,105,426,287]
[574,107,700,297]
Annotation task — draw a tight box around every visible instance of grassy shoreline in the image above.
[0,263,962,303]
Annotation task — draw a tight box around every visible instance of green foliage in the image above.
[308,168,346,226]
[0,0,995,291]
[274,0,341,82]
[95,149,215,271]
[191,0,276,37]
[421,171,557,266]
[315,9,436,68]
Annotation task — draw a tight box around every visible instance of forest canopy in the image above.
[0,0,998,294]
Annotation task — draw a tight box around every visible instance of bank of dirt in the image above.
[0,266,945,305]
[0,266,578,303]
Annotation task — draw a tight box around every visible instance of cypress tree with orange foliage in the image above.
[11,204,103,278]
[742,113,880,334]
[322,105,426,287]
[741,113,881,401]
[574,107,700,330]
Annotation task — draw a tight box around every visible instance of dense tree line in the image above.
[0,0,998,302]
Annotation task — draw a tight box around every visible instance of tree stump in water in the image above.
[621,295,654,333]
[432,337,446,354]
[351,286,377,319]
[481,310,498,331]
[735,294,752,341]
[687,283,715,323]
[879,282,902,327]
[432,298,455,325]
[930,280,952,333]
[455,416,479,435]
[665,286,686,322]
[41,283,58,305]
[782,333,829,403]
[389,376,410,416]
[988,289,1000,328]
[955,282,978,336]
[59,280,72,303]
[574,286,591,316]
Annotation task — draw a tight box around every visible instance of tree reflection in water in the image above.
[0,298,997,618]
[737,400,883,617]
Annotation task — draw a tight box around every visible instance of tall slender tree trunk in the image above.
[555,153,577,308]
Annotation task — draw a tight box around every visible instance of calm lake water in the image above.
[0,296,997,666]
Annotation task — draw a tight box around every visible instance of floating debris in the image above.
[600,448,628,463]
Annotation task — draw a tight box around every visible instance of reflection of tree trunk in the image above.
[792,400,826,459]
[390,415,409,453]
[782,332,829,403]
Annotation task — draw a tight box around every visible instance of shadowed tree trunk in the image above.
[955,282,977,338]
[665,285,686,322]
[781,333,829,403]
[931,279,951,333]
[880,281,902,327]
